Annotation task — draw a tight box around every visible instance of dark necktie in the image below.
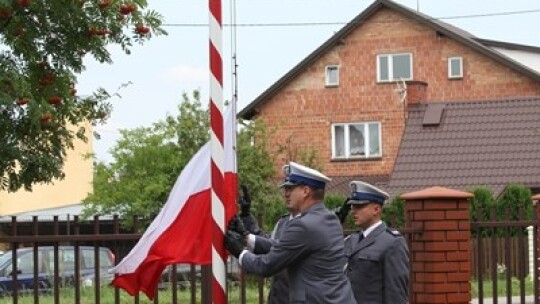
[358,234,365,243]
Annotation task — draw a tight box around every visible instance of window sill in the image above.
[330,156,382,162]
[376,79,413,84]
[325,83,339,88]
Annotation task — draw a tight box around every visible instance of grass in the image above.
[8,278,536,303]
[12,282,266,304]
[471,276,534,298]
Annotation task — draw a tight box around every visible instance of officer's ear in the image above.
[300,185,311,198]
[371,202,383,214]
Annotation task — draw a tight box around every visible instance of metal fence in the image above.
[0,215,139,304]
[471,236,529,279]
[0,213,439,304]
[470,207,540,304]
[0,214,272,304]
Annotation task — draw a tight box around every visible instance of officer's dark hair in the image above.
[310,187,325,200]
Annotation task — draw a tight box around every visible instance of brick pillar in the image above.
[402,186,473,304]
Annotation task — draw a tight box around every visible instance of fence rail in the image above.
[470,207,540,304]
[0,214,424,304]
[1,207,539,304]
[471,236,529,278]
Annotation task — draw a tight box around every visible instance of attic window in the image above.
[448,57,463,79]
[423,103,445,126]
[377,53,413,82]
[325,65,340,87]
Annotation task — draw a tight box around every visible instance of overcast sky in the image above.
[76,0,540,163]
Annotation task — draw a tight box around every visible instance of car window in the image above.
[62,249,76,271]
[45,250,56,273]
[18,253,35,274]
[5,251,44,275]
[81,249,113,269]
[0,252,12,266]
[99,250,112,267]
[82,249,95,269]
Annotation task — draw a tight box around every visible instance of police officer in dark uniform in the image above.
[234,214,291,304]
[226,162,356,304]
[233,185,292,304]
[252,214,291,304]
[344,181,409,304]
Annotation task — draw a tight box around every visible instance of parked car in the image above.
[160,257,240,289]
[0,246,115,295]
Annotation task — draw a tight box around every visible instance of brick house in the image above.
[238,0,540,196]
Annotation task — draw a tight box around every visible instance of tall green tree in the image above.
[84,93,281,228]
[83,91,208,222]
[237,119,281,230]
[0,0,166,192]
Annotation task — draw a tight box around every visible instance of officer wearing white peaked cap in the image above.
[344,181,409,304]
[226,161,356,304]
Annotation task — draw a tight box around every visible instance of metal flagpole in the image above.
[209,0,227,303]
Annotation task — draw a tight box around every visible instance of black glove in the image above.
[228,215,248,237]
[225,230,245,258]
[239,185,251,217]
[241,214,262,235]
[336,198,351,224]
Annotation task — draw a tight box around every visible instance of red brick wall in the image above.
[255,8,540,177]
[402,187,473,304]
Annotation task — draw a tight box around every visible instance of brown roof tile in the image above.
[388,98,540,197]
[326,175,390,197]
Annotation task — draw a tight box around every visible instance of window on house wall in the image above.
[331,122,381,159]
[325,65,340,87]
[448,57,463,79]
[377,53,413,82]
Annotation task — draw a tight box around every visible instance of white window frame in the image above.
[325,65,340,87]
[331,122,382,159]
[448,56,463,79]
[376,53,413,82]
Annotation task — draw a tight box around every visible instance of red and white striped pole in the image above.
[209,0,227,303]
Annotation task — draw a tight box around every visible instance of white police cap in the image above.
[348,181,389,205]
[280,162,331,189]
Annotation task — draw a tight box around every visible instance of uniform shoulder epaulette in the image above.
[386,228,402,237]
[344,230,361,242]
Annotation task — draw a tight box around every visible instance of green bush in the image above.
[259,196,288,231]
[469,187,495,237]
[496,183,533,220]
[469,184,532,237]
[470,186,495,222]
[359,184,534,234]
[382,197,405,228]
[495,184,533,236]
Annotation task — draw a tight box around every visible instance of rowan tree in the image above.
[0,0,165,191]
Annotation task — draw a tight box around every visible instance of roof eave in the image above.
[475,38,540,54]
[380,0,540,83]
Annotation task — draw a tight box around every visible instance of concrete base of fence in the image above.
[471,295,534,304]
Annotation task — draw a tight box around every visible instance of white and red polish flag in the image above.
[111,106,238,299]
